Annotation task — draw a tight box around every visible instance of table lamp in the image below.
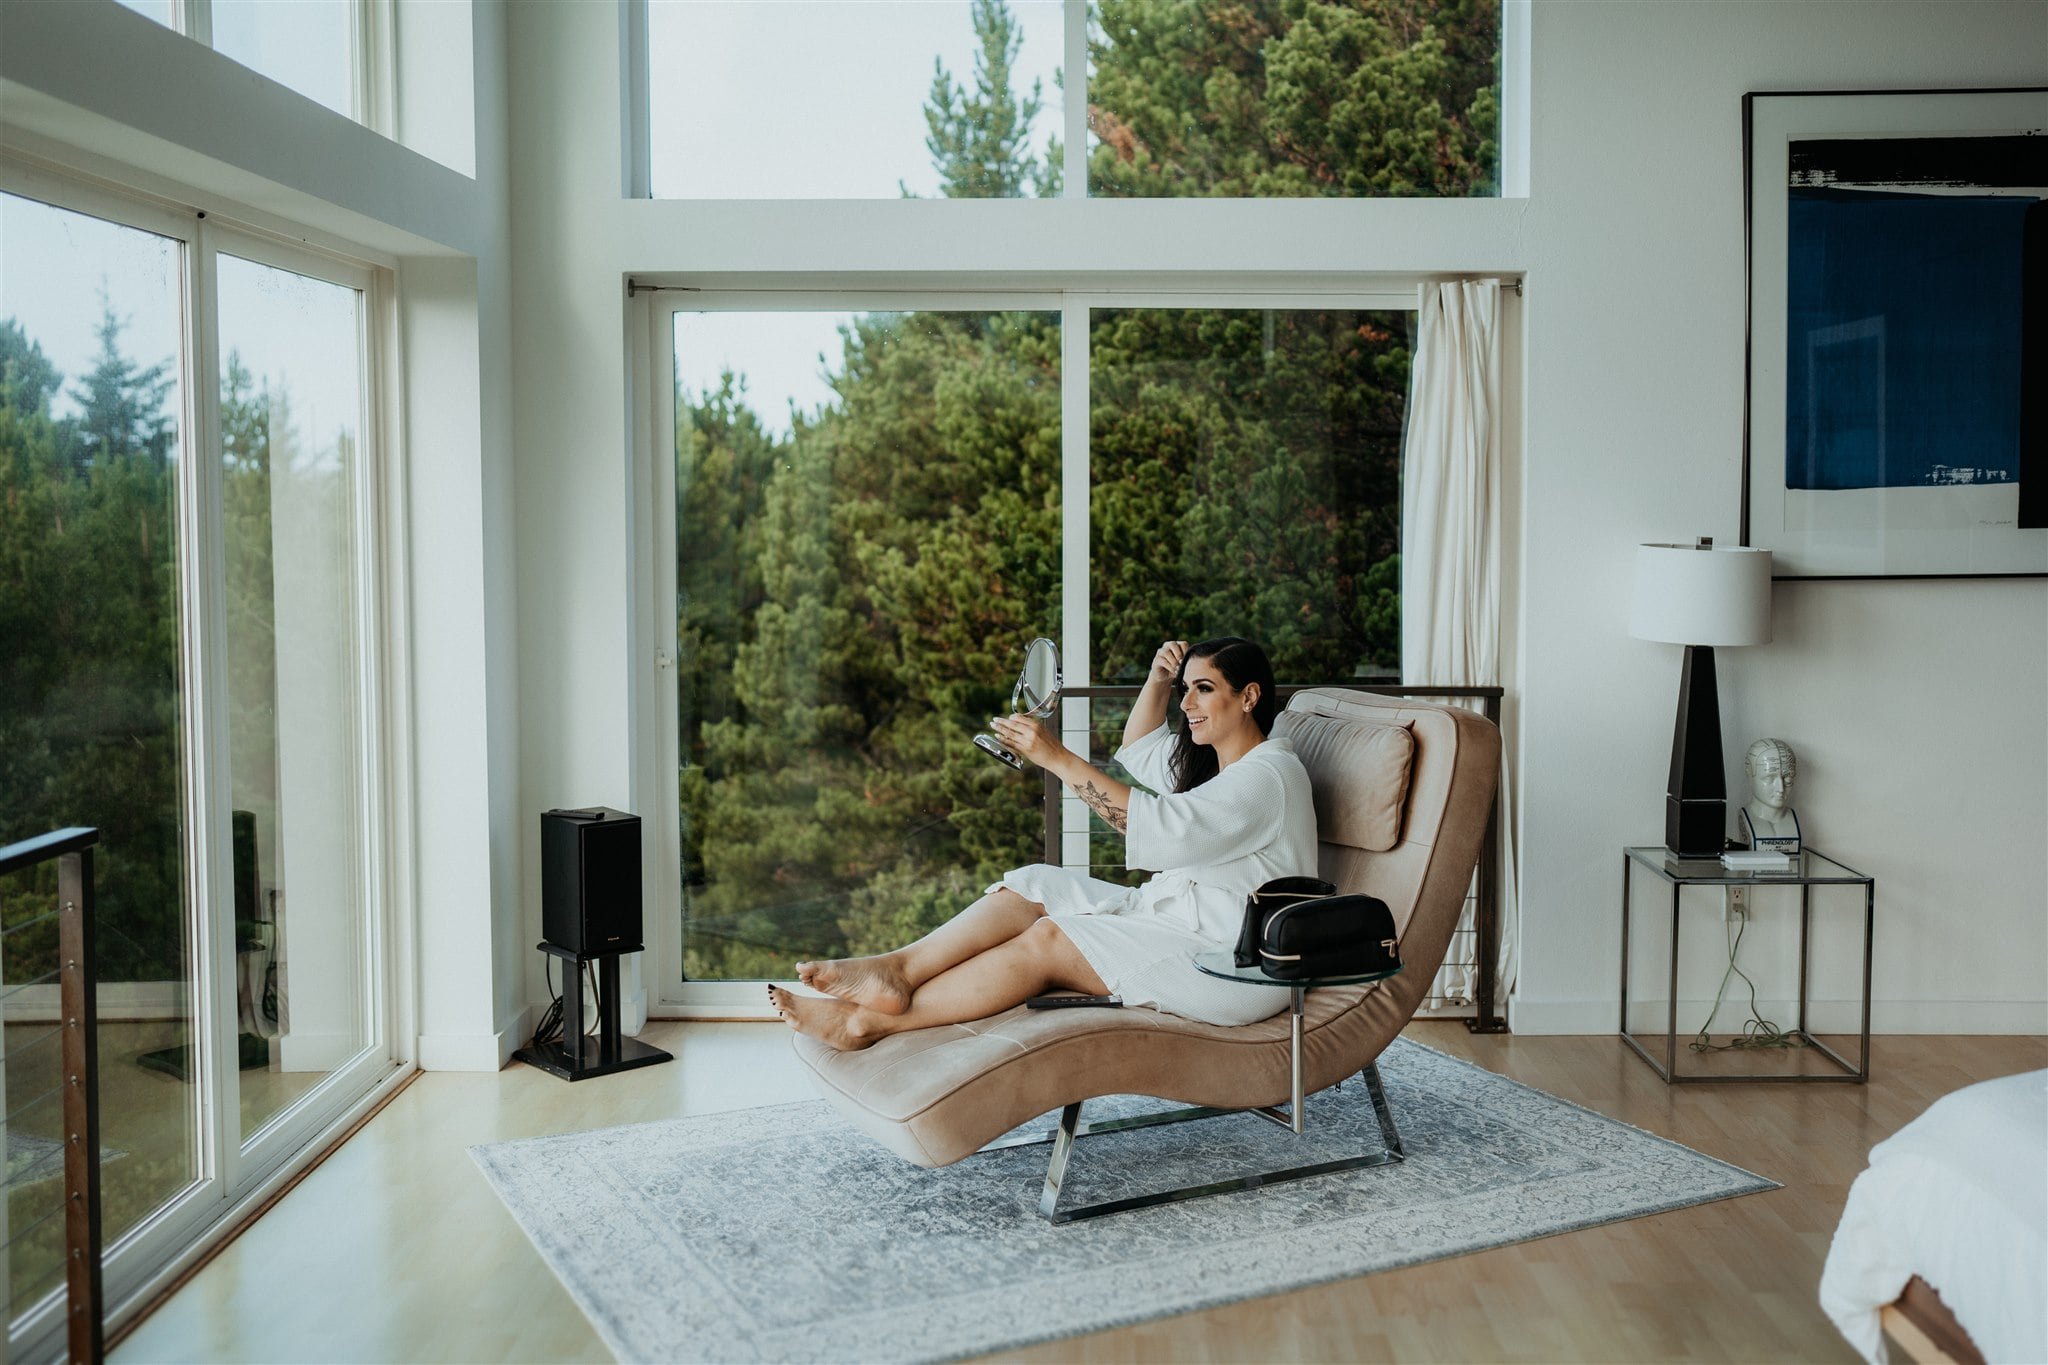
[1629,537,1773,857]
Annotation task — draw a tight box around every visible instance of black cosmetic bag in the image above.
[1236,876,1402,981]
[1233,876,1334,967]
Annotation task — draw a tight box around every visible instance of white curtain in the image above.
[1400,279,1517,1014]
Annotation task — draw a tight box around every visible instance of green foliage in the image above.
[72,294,174,469]
[678,313,1061,979]
[0,299,298,987]
[1088,0,1500,198]
[0,318,64,415]
[676,1,1454,977]
[913,0,1062,198]
[1087,307,1408,680]
[672,305,1409,979]
[1,307,185,982]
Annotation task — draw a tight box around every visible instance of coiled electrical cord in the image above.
[528,956,603,1049]
[1690,914,1803,1053]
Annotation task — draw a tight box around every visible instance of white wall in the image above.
[1511,0,2047,1034]
[396,2,526,1070]
[506,3,645,1028]
[503,0,2045,1038]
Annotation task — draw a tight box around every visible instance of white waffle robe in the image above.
[990,724,1319,1026]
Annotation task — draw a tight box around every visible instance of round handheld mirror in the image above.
[974,637,1062,769]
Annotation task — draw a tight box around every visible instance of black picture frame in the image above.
[1741,87,2048,580]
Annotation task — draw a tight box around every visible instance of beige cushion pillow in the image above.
[1275,712,1415,852]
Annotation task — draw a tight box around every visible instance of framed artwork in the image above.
[1742,87,2048,579]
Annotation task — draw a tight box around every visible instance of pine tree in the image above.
[677,315,1061,978]
[1088,0,1499,198]
[1,309,184,983]
[71,294,173,472]
[0,318,63,416]
[915,0,1060,199]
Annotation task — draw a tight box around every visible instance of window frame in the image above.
[625,0,1524,202]
[0,156,409,1358]
[146,0,390,130]
[199,222,398,1156]
[641,283,1419,1016]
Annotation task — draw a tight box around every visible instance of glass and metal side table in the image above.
[1619,845,1874,1083]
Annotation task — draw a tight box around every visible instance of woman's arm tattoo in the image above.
[1077,779,1128,832]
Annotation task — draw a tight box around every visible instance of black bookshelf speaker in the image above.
[541,807,642,956]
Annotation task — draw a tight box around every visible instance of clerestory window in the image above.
[113,0,369,124]
[640,0,1505,200]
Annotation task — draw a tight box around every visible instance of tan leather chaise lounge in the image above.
[791,688,1502,1222]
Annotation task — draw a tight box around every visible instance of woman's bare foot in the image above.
[792,954,912,1015]
[768,986,886,1052]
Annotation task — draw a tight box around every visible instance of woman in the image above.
[770,636,1320,1050]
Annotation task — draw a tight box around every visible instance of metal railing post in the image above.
[1,826,105,1363]
[57,847,104,1364]
[1468,694,1508,1033]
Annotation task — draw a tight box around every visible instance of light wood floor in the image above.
[110,1023,2046,1364]
[7,1020,325,1313]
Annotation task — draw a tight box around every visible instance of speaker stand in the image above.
[512,941,674,1082]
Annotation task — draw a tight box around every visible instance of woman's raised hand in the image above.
[1124,639,1189,751]
[989,713,1064,768]
[1149,640,1189,685]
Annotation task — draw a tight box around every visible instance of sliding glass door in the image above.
[0,171,396,1354]
[212,246,379,1144]
[660,306,1059,1001]
[0,186,201,1327]
[649,293,1414,1008]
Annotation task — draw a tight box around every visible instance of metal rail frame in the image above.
[1,826,104,1362]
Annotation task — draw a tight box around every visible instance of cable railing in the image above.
[1,826,105,1363]
[1040,683,1507,1033]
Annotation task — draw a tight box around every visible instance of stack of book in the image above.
[1722,847,1798,874]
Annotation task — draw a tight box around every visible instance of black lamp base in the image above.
[1666,794,1726,858]
[1664,644,1729,858]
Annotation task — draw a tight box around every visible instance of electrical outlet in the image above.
[1725,884,1750,922]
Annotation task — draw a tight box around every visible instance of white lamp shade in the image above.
[1629,542,1773,646]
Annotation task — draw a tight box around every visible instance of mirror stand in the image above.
[973,732,1026,770]
[975,637,1062,770]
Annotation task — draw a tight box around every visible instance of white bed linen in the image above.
[1818,1068,2047,1364]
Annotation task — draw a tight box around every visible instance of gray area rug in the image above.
[471,1038,1775,1363]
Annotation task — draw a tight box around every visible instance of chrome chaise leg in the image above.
[1036,1102,1082,1221]
[1363,1059,1404,1157]
[990,1060,1407,1225]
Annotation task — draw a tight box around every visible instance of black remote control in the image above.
[1026,994,1123,1009]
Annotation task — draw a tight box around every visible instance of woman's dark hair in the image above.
[1168,637,1280,792]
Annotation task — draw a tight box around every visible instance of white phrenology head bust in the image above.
[1744,737,1796,814]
